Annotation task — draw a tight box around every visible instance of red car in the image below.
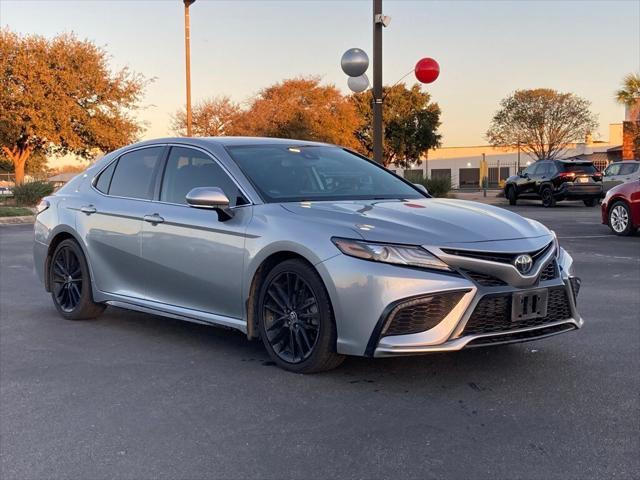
[601,179,640,236]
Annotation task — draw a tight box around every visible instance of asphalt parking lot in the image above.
[1,201,638,480]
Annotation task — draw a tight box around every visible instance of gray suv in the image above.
[34,138,583,372]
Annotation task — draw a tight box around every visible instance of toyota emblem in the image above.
[514,254,533,274]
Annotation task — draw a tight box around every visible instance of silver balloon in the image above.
[341,48,369,77]
[347,74,369,93]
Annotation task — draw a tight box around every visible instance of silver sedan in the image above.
[33,138,582,372]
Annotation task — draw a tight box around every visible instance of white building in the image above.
[394,123,623,189]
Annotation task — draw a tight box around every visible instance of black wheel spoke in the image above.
[262,270,320,364]
[51,246,83,313]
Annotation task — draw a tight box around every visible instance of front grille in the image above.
[462,269,507,287]
[539,261,557,281]
[382,291,467,337]
[462,287,572,336]
[442,242,552,264]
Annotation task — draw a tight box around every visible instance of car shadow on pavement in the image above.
[95,304,574,392]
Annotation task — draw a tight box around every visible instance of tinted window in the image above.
[562,163,597,174]
[227,145,423,203]
[94,160,117,193]
[109,147,163,199]
[619,163,639,175]
[160,147,245,206]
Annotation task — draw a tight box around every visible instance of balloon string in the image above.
[380,68,415,100]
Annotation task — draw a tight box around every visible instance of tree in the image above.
[0,30,148,184]
[615,73,640,120]
[615,73,640,159]
[486,89,598,161]
[171,96,242,137]
[236,77,362,148]
[351,83,442,167]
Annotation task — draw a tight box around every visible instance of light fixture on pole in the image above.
[184,0,196,136]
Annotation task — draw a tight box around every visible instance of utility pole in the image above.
[372,0,383,164]
[184,0,195,136]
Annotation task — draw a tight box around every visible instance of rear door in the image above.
[76,146,165,299]
[603,163,622,192]
[618,162,640,184]
[141,146,252,319]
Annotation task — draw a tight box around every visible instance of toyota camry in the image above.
[34,138,583,372]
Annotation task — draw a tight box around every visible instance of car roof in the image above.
[131,136,333,148]
[556,159,594,165]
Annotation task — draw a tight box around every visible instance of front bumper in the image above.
[317,243,582,357]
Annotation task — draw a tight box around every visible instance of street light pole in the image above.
[372,0,383,165]
[184,0,195,137]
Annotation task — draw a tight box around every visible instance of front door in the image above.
[141,146,252,320]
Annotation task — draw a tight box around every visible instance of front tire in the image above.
[49,239,106,320]
[540,186,556,208]
[506,186,517,205]
[608,201,636,236]
[258,259,344,373]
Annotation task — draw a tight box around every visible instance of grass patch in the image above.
[0,206,34,217]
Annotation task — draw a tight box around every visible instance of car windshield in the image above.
[226,145,424,203]
[563,163,597,174]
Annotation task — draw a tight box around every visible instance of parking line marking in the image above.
[558,235,615,239]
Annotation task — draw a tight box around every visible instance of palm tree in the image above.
[616,73,640,121]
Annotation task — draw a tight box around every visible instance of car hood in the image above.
[281,198,552,248]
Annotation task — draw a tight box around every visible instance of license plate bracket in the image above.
[511,288,548,322]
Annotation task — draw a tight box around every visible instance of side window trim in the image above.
[154,144,252,208]
[90,145,167,202]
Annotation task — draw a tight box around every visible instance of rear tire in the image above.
[506,186,517,206]
[49,239,106,320]
[540,186,556,208]
[583,198,597,207]
[608,201,636,236]
[258,259,344,373]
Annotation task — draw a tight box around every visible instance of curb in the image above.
[0,216,35,225]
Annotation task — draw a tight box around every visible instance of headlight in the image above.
[331,238,452,271]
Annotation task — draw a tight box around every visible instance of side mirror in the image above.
[186,187,234,220]
[413,183,429,195]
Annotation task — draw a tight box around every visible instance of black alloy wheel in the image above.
[262,271,320,363]
[49,239,105,320]
[541,187,556,208]
[52,245,83,312]
[257,259,344,373]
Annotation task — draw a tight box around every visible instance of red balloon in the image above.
[415,58,440,84]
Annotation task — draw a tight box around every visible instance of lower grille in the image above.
[462,287,572,336]
[382,291,467,337]
[465,323,576,347]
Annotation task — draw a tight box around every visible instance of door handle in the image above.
[80,205,97,215]
[143,213,165,224]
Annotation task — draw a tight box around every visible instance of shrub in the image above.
[418,176,451,198]
[12,181,54,206]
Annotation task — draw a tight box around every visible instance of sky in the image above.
[2,0,639,155]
